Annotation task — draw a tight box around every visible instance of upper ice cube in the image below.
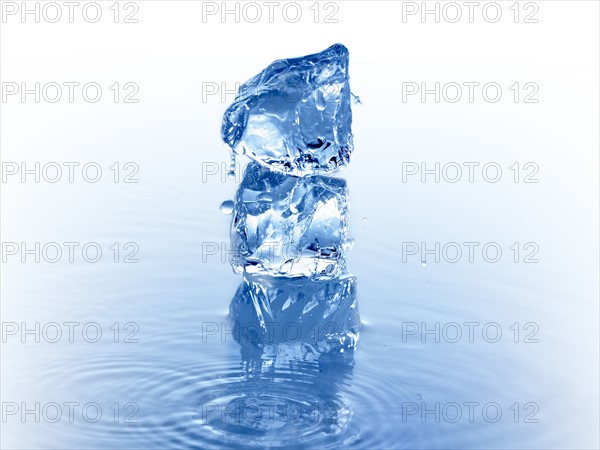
[221,44,353,176]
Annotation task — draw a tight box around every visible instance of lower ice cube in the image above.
[230,162,351,279]
[229,273,360,349]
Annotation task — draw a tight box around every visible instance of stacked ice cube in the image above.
[222,44,360,349]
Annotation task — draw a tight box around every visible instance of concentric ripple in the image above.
[31,341,367,449]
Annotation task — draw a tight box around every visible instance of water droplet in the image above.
[362,217,368,223]
[220,200,234,215]
[343,239,355,252]
[421,261,427,267]
[227,152,237,179]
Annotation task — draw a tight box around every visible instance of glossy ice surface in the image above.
[221,44,353,176]
[230,162,350,278]
[229,273,360,348]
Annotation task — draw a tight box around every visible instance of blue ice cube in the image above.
[221,44,353,176]
[229,273,360,349]
[231,162,351,279]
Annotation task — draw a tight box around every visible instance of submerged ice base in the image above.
[221,44,353,176]
[229,273,360,349]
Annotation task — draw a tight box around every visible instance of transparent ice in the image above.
[230,162,351,279]
[224,44,360,352]
[221,43,353,176]
[229,273,360,349]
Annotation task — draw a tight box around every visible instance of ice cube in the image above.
[230,162,351,279]
[221,43,353,176]
[229,273,360,348]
